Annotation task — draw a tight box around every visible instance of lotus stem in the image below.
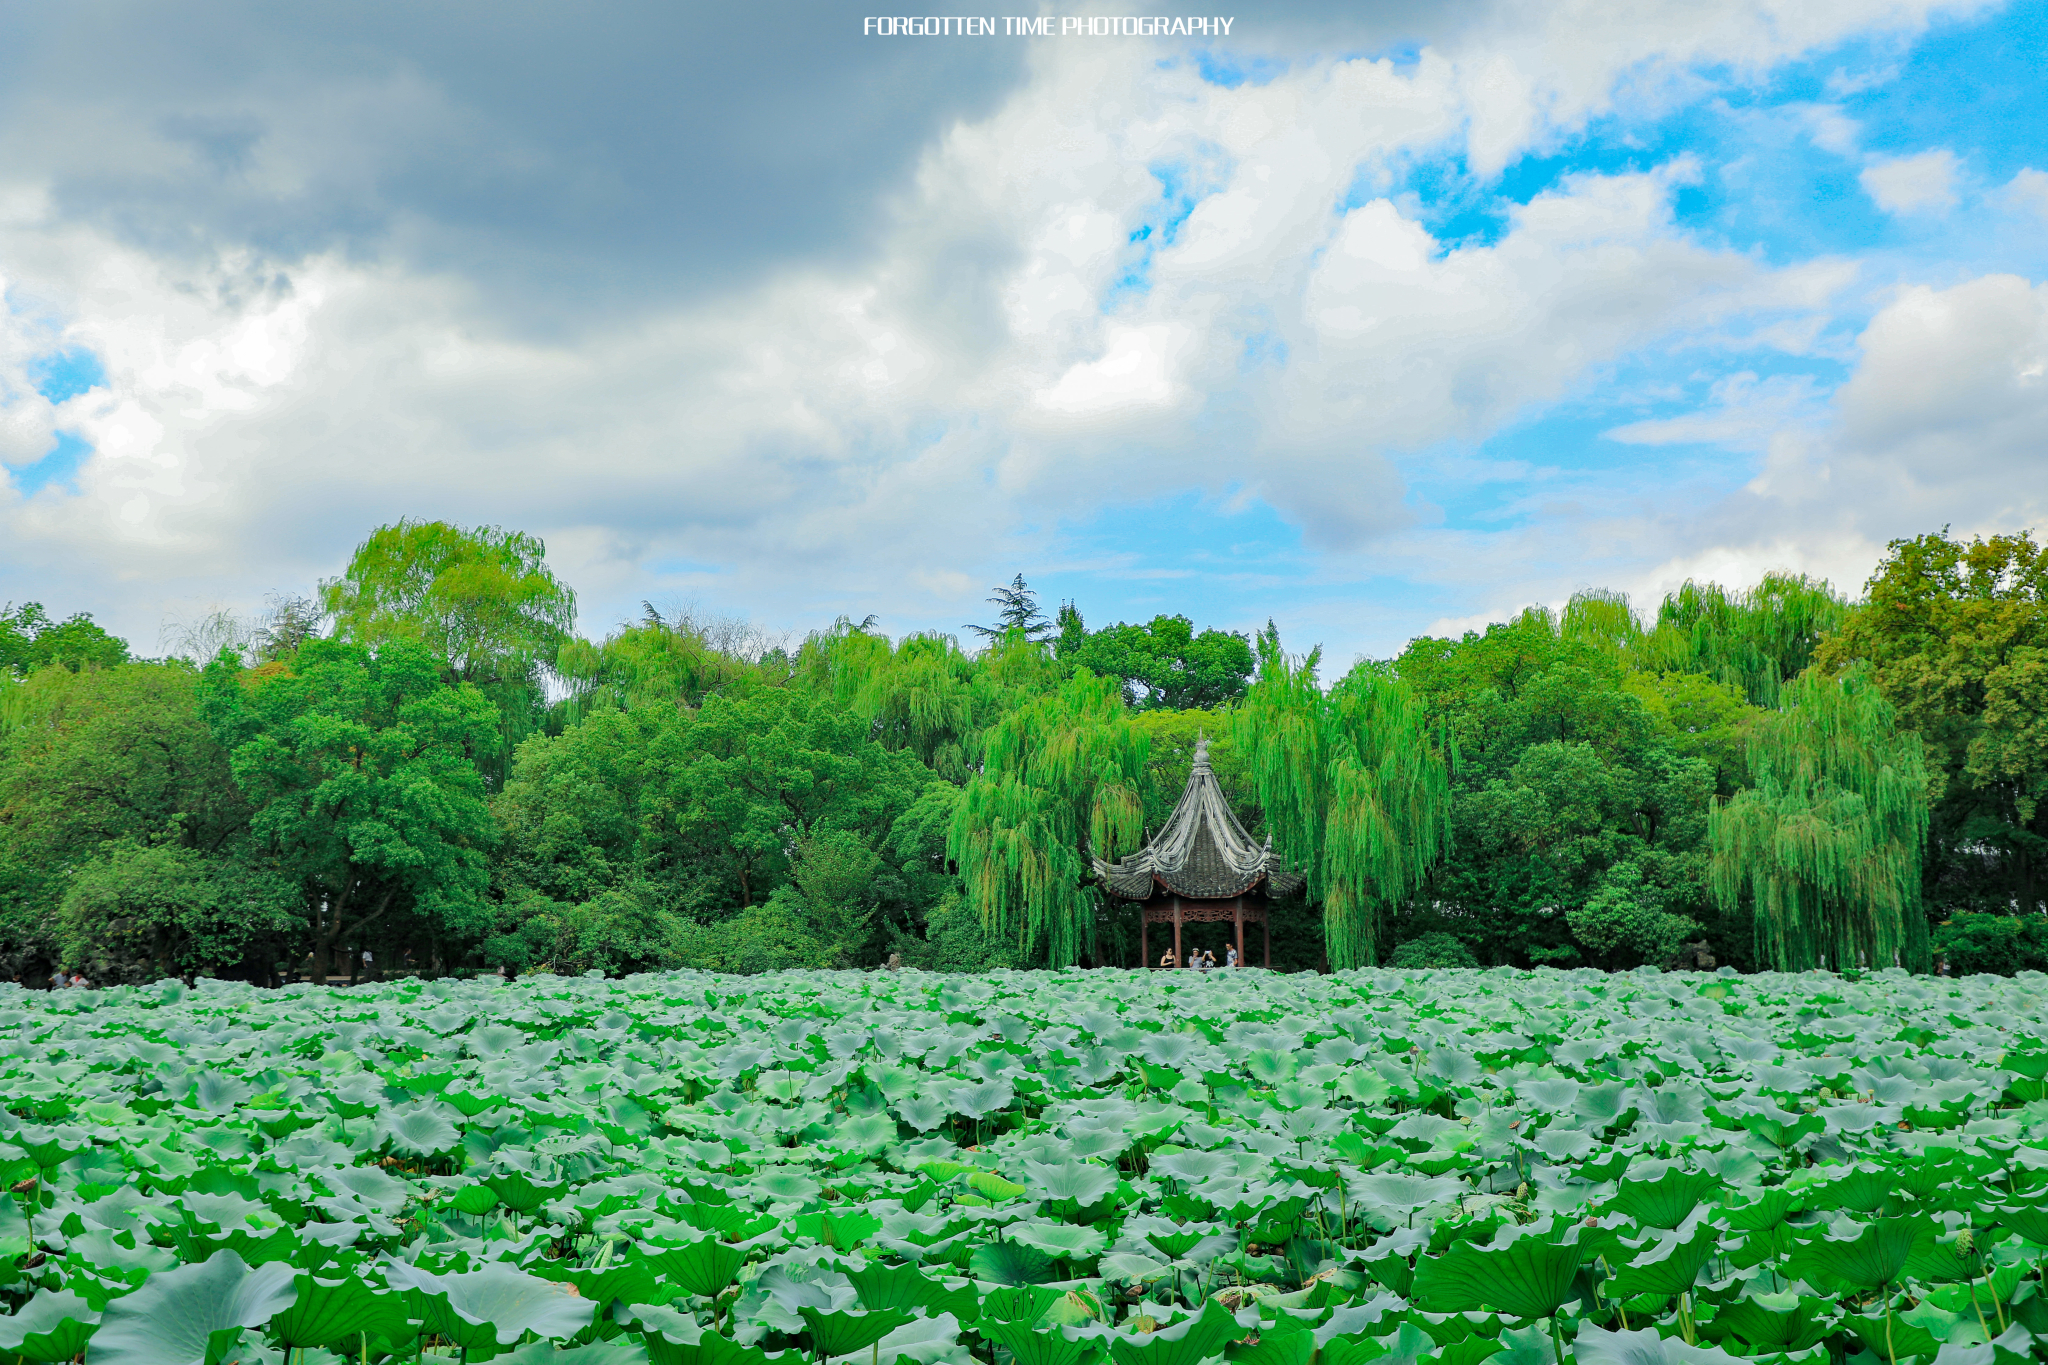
[1547,1315,1567,1365]
[1966,1272,1992,1341]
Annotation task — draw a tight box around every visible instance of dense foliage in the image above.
[0,523,2042,981]
[6,966,2048,1364]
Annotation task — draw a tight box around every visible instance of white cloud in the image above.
[0,0,2013,655]
[1473,273,2048,634]
[1860,148,1959,214]
[1604,372,1825,450]
[2005,168,2048,223]
[1797,103,1862,156]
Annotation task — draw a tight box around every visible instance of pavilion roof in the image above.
[1092,737,1304,901]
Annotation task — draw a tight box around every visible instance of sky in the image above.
[1,0,2044,667]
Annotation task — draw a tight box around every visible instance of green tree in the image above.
[966,575,1052,642]
[1054,608,1255,711]
[0,602,128,679]
[321,521,577,776]
[1816,530,2048,918]
[1232,628,1454,969]
[948,669,1150,967]
[658,687,932,919]
[1709,669,1931,971]
[57,841,300,984]
[201,638,501,981]
[555,604,773,720]
[490,689,934,970]
[1621,670,1760,796]
[1635,573,1850,708]
[1395,610,1716,968]
[793,624,1062,782]
[0,662,254,976]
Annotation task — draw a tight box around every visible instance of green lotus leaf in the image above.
[1145,1229,1206,1260]
[1814,1165,1896,1215]
[644,1319,793,1365]
[645,1235,748,1297]
[451,1183,502,1216]
[1719,1189,1802,1230]
[1993,1203,2048,1245]
[1410,1233,1585,1320]
[1785,1217,1921,1291]
[380,1107,461,1159]
[1844,1309,1954,1361]
[896,1097,953,1132]
[978,1285,1067,1324]
[1607,1222,1718,1299]
[1571,1324,1748,1365]
[0,1290,100,1364]
[982,1317,1100,1365]
[1610,1168,1720,1230]
[1226,1329,1316,1365]
[394,1262,596,1349]
[1107,1298,1240,1365]
[484,1169,565,1213]
[1701,1291,1839,1351]
[1350,1173,1467,1212]
[793,1209,883,1253]
[1737,1111,1824,1151]
[1905,1230,1981,1284]
[1025,1160,1120,1207]
[1006,1221,1107,1260]
[798,1305,916,1358]
[845,1261,949,1313]
[753,1170,824,1204]
[968,1241,1057,1286]
[88,1250,297,1365]
[268,1271,414,1351]
[9,1125,90,1170]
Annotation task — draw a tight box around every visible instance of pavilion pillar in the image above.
[1172,900,1182,969]
[1234,900,1244,967]
[1140,913,1148,970]
[1263,912,1271,969]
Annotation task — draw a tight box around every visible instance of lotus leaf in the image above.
[89,1250,297,1365]
[0,1290,100,1364]
[1411,1233,1585,1320]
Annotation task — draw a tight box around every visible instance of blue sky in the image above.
[1,0,2044,665]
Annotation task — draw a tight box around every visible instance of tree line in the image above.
[1,520,2041,984]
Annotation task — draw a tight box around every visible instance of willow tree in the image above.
[947,668,1148,966]
[796,623,1063,782]
[1638,574,1849,707]
[555,602,776,720]
[1709,669,1930,971]
[1230,629,1453,968]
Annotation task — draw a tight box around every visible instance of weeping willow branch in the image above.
[1231,628,1453,968]
[946,668,1150,966]
[1709,668,1930,971]
[795,625,1063,776]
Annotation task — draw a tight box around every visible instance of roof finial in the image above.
[1192,733,1211,773]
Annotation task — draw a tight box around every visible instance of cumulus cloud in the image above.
[2006,168,2048,222]
[0,0,2023,657]
[1454,273,2048,631]
[1860,149,1960,214]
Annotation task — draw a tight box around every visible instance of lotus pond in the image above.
[5,967,2048,1365]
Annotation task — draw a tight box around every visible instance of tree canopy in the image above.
[1,522,2036,982]
[1055,607,1255,711]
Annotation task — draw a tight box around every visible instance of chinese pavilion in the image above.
[1093,738,1302,968]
